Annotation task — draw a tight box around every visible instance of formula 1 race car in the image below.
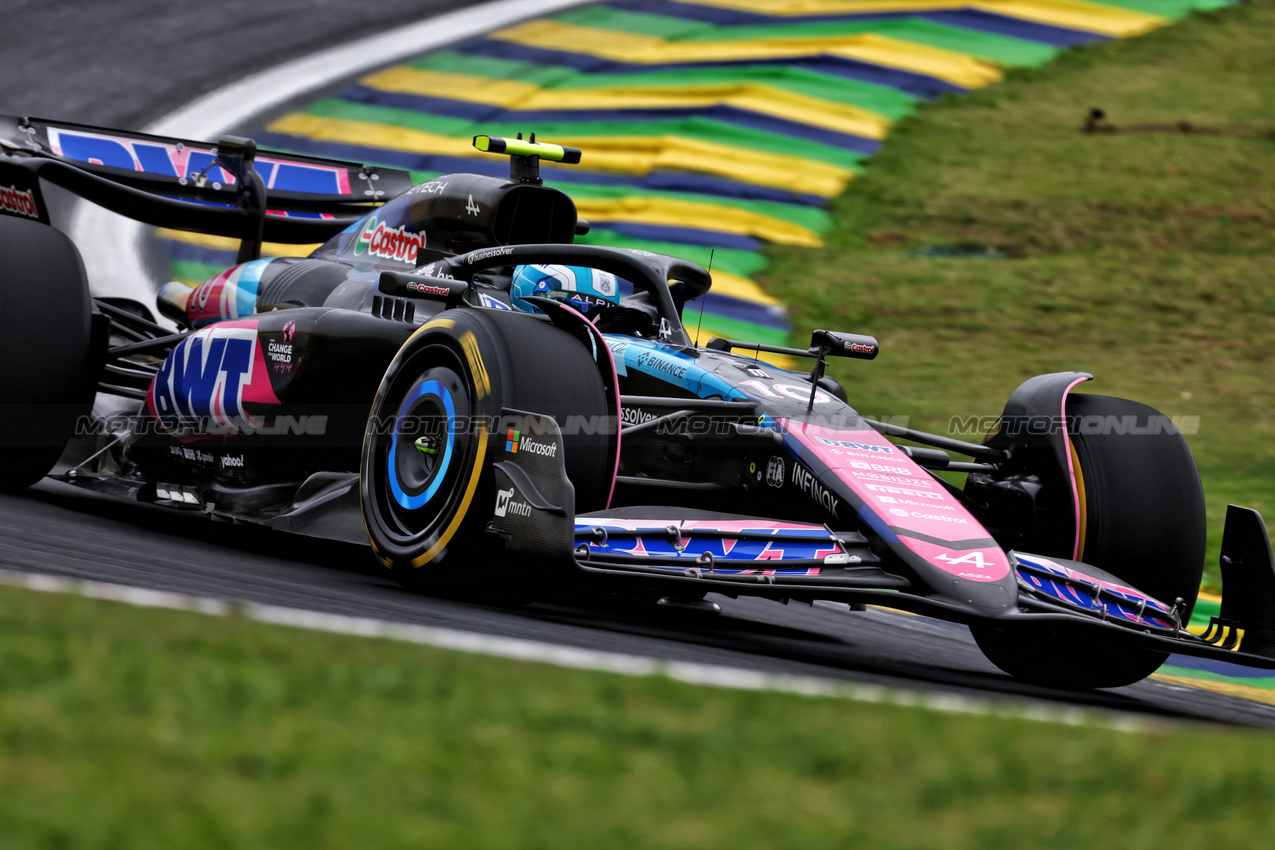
[3,115,1275,691]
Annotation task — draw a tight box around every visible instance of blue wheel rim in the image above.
[388,379,456,511]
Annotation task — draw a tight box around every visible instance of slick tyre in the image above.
[972,394,1206,689]
[0,216,96,491]
[360,309,613,595]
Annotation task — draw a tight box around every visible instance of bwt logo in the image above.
[151,327,264,426]
[505,428,557,458]
[816,437,894,453]
[47,127,346,194]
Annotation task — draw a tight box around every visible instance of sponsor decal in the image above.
[816,437,894,453]
[465,194,481,216]
[791,464,839,517]
[408,282,450,296]
[408,180,448,195]
[505,428,557,458]
[47,127,351,194]
[355,217,425,264]
[893,497,956,512]
[745,366,770,379]
[620,407,658,427]
[478,292,511,310]
[889,508,909,517]
[0,184,39,218]
[149,322,280,429]
[634,349,688,381]
[467,246,515,264]
[168,445,214,464]
[765,456,785,488]
[494,487,531,518]
[267,321,295,374]
[909,512,968,524]
[845,341,875,355]
[219,454,245,469]
[864,483,946,501]
[849,471,935,488]
[848,461,912,475]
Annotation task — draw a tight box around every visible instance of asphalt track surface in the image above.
[3,0,1274,729]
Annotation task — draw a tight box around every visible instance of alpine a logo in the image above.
[505,429,557,458]
[0,184,38,219]
[355,217,425,264]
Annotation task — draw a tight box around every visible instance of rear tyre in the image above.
[0,217,97,491]
[360,310,613,596]
[971,394,1206,689]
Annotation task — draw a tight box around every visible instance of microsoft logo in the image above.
[503,427,558,458]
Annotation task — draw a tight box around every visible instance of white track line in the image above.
[70,0,591,308]
[0,568,1157,733]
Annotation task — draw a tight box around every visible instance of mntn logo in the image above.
[505,429,521,453]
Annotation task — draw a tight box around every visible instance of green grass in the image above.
[763,0,1275,588]
[3,584,1275,849]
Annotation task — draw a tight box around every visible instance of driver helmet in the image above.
[510,264,620,317]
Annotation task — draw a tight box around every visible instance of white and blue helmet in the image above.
[510,264,620,316]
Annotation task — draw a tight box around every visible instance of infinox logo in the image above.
[505,428,557,458]
[355,216,425,263]
[0,185,38,218]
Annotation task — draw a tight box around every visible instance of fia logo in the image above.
[765,456,785,488]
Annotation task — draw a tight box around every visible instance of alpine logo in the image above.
[355,217,426,264]
[936,552,995,570]
[505,428,558,458]
[0,184,39,219]
[494,487,531,518]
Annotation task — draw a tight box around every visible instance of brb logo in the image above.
[149,323,279,429]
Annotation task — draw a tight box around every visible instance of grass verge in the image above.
[3,584,1275,848]
[763,0,1275,588]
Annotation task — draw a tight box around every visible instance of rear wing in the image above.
[0,115,414,261]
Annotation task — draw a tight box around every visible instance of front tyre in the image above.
[360,310,613,594]
[971,394,1206,690]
